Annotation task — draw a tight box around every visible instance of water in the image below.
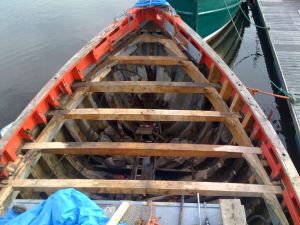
[0,1,298,167]
[0,0,136,129]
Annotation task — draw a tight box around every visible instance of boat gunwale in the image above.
[0,6,298,224]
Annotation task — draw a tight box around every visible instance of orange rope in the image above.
[247,87,289,100]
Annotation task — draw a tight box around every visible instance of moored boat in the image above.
[0,1,299,225]
[167,0,242,40]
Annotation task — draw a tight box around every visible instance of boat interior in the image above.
[0,7,298,225]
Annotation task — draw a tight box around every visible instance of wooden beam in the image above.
[23,142,261,158]
[230,93,244,112]
[48,108,239,122]
[109,55,187,66]
[220,79,233,101]
[208,63,221,83]
[3,180,282,197]
[73,81,216,94]
[107,201,130,225]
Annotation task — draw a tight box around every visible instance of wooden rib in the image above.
[109,55,187,65]
[230,93,244,112]
[73,81,216,94]
[208,63,221,83]
[242,111,254,131]
[23,142,261,158]
[48,108,239,122]
[3,180,282,198]
[220,79,233,101]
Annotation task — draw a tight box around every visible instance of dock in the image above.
[257,0,300,140]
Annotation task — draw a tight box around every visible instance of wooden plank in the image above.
[107,201,130,225]
[220,79,233,101]
[220,199,247,225]
[48,108,239,122]
[230,94,244,112]
[2,180,282,197]
[208,64,221,83]
[23,142,261,158]
[73,81,216,94]
[109,55,187,66]
[181,61,207,83]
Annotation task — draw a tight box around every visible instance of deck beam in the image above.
[2,180,282,198]
[23,142,261,158]
[48,108,239,122]
[73,81,216,94]
[109,55,187,66]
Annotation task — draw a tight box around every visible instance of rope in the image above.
[238,4,270,29]
[247,87,289,100]
[223,0,293,99]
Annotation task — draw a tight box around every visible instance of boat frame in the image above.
[0,6,299,225]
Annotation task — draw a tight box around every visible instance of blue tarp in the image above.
[134,0,169,7]
[0,188,127,225]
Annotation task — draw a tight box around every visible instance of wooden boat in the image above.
[168,0,242,40]
[0,3,299,225]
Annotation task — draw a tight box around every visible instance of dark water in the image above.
[0,1,299,166]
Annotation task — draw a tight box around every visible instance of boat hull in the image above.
[0,5,299,225]
[168,0,241,38]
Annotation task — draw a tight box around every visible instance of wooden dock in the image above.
[257,0,300,139]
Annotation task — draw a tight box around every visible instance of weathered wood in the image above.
[2,180,282,197]
[107,202,130,225]
[73,81,216,94]
[23,142,261,158]
[181,61,207,83]
[230,94,244,112]
[220,199,247,225]
[137,34,188,59]
[208,63,221,83]
[242,111,254,133]
[220,79,233,101]
[48,108,239,122]
[109,55,187,66]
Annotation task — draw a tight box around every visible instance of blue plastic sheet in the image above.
[134,0,169,7]
[0,188,127,225]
